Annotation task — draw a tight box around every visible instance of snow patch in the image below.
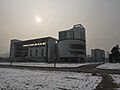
[0,62,91,67]
[110,74,120,84]
[110,74,120,90]
[0,68,102,90]
[96,63,120,70]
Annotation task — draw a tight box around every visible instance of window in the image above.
[30,44,34,46]
[30,50,32,56]
[71,51,84,55]
[71,44,85,50]
[70,30,74,39]
[43,42,46,45]
[35,43,38,46]
[35,49,38,56]
[23,44,29,47]
[41,49,44,56]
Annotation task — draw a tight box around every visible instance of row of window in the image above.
[30,49,44,57]
[71,44,85,50]
[23,42,46,47]
[70,51,85,55]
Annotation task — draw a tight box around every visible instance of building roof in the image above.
[59,24,85,33]
[12,37,57,44]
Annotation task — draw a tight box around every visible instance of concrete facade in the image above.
[59,24,85,41]
[10,37,57,62]
[58,24,86,62]
[10,39,22,59]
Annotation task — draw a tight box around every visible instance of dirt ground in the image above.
[0,63,120,90]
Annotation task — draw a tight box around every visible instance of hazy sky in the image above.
[0,0,120,55]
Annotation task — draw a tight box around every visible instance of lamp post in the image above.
[10,58,12,66]
[54,42,57,68]
[75,53,78,64]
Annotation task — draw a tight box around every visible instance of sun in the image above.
[35,16,42,23]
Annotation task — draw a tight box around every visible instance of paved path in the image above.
[96,73,118,90]
[78,64,120,90]
[0,64,120,90]
[76,64,120,90]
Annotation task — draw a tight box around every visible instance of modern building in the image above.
[91,49,105,62]
[10,24,86,63]
[57,24,86,62]
[10,37,57,62]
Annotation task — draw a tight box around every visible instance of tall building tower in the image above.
[57,24,86,63]
[59,24,85,41]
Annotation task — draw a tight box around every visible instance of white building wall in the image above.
[10,37,57,62]
[58,24,86,62]
[28,47,46,57]
[67,30,71,39]
[73,26,85,40]
[59,24,85,41]
[67,29,74,39]
[10,39,21,58]
[47,38,57,62]
[73,28,81,39]
[58,40,86,58]
[28,47,46,61]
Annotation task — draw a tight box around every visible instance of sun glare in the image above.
[35,16,42,23]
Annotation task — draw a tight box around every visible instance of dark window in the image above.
[30,50,32,56]
[35,49,38,56]
[70,31,74,39]
[41,49,44,56]
[71,44,85,50]
[71,51,84,55]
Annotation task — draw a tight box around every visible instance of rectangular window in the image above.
[35,49,38,56]
[70,30,74,39]
[71,44,85,50]
[30,50,32,56]
[71,51,84,55]
[41,49,44,56]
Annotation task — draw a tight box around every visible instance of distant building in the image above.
[91,49,105,62]
[57,24,86,63]
[10,37,57,62]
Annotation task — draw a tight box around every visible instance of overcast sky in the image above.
[0,0,120,55]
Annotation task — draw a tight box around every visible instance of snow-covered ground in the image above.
[96,63,120,69]
[110,74,120,90]
[0,68,102,90]
[110,74,120,84]
[0,62,91,67]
